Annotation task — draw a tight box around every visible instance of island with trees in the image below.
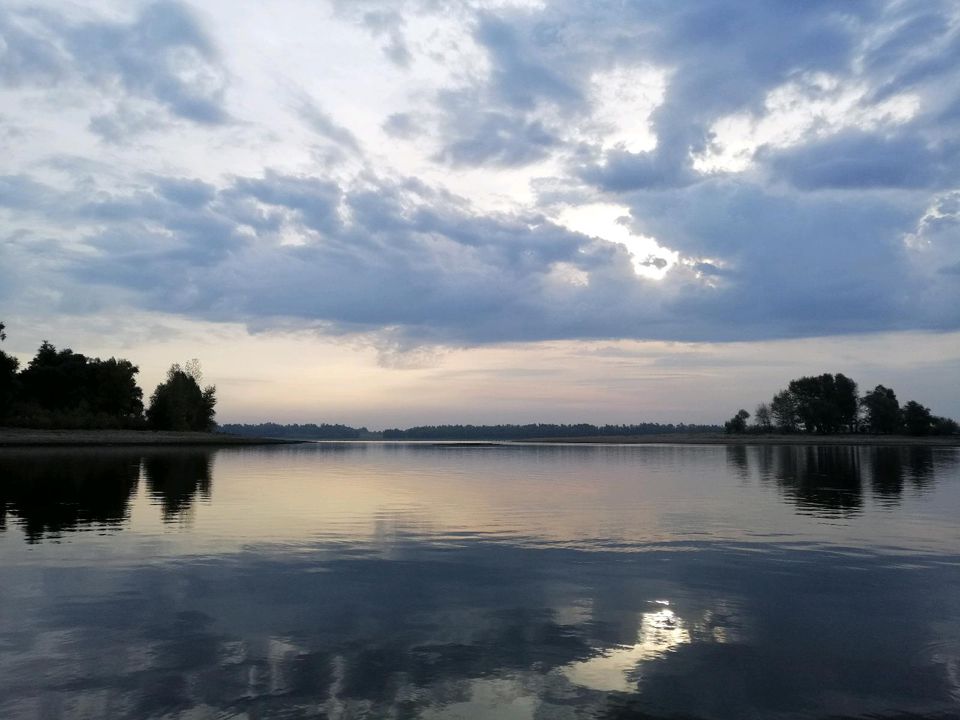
[0,321,287,446]
[723,372,958,439]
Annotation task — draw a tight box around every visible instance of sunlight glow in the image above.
[586,66,667,153]
[558,203,678,279]
[563,607,691,692]
[694,73,919,173]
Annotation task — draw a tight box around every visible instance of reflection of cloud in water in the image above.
[563,603,691,692]
[420,677,538,720]
[1,444,958,719]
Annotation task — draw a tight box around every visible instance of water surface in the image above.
[1,443,958,719]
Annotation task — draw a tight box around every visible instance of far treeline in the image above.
[725,373,958,436]
[0,321,216,431]
[221,422,723,441]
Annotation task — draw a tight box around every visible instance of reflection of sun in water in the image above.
[562,603,691,692]
[558,203,678,280]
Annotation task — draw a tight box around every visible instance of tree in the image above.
[861,385,900,434]
[770,389,799,432]
[17,341,144,423]
[753,402,772,432]
[932,416,959,436]
[147,363,216,431]
[0,321,19,419]
[834,373,859,432]
[786,373,858,433]
[19,341,89,411]
[902,400,933,436]
[724,409,750,434]
[86,358,144,419]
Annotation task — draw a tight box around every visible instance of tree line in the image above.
[381,422,721,440]
[0,321,216,431]
[725,372,958,436]
[219,423,374,440]
[224,421,723,441]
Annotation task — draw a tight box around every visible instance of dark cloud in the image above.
[0,7,67,85]
[0,175,61,211]
[296,97,361,153]
[435,105,558,167]
[473,13,581,111]
[5,165,957,345]
[0,2,228,134]
[769,131,960,191]
[66,1,228,125]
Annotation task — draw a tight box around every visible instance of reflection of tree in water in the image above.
[725,445,750,480]
[904,446,938,490]
[753,446,864,517]
[870,446,947,506]
[736,445,952,515]
[142,451,214,521]
[0,450,140,542]
[870,447,906,503]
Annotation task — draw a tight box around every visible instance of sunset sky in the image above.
[2,0,958,426]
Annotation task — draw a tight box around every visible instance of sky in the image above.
[1,0,959,426]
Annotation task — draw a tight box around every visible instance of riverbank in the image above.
[527,433,960,446]
[0,428,304,447]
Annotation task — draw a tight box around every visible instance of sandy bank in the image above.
[0,428,303,447]
[525,433,960,447]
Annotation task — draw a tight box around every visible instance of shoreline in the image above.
[1,429,956,448]
[523,433,960,447]
[0,428,304,447]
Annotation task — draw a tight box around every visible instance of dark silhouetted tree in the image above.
[15,341,143,425]
[754,402,772,432]
[19,341,89,411]
[902,400,933,436]
[770,389,799,432]
[724,409,750,434]
[0,321,19,419]
[87,358,144,419]
[786,373,858,433]
[932,416,959,436]
[147,362,216,431]
[834,373,860,431]
[861,385,900,434]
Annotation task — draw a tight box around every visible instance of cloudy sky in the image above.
[1,0,959,425]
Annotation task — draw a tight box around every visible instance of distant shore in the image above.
[0,428,303,447]
[526,433,960,446]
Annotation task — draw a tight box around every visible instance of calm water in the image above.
[1,443,959,720]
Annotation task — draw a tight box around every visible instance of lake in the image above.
[1,442,958,719]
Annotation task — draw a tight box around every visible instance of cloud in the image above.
[66,1,229,125]
[361,9,412,68]
[4,165,957,347]
[473,13,581,111]
[0,1,228,136]
[435,104,559,167]
[0,6,67,85]
[769,130,960,190]
[295,96,361,154]
[382,112,417,139]
[2,0,959,352]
